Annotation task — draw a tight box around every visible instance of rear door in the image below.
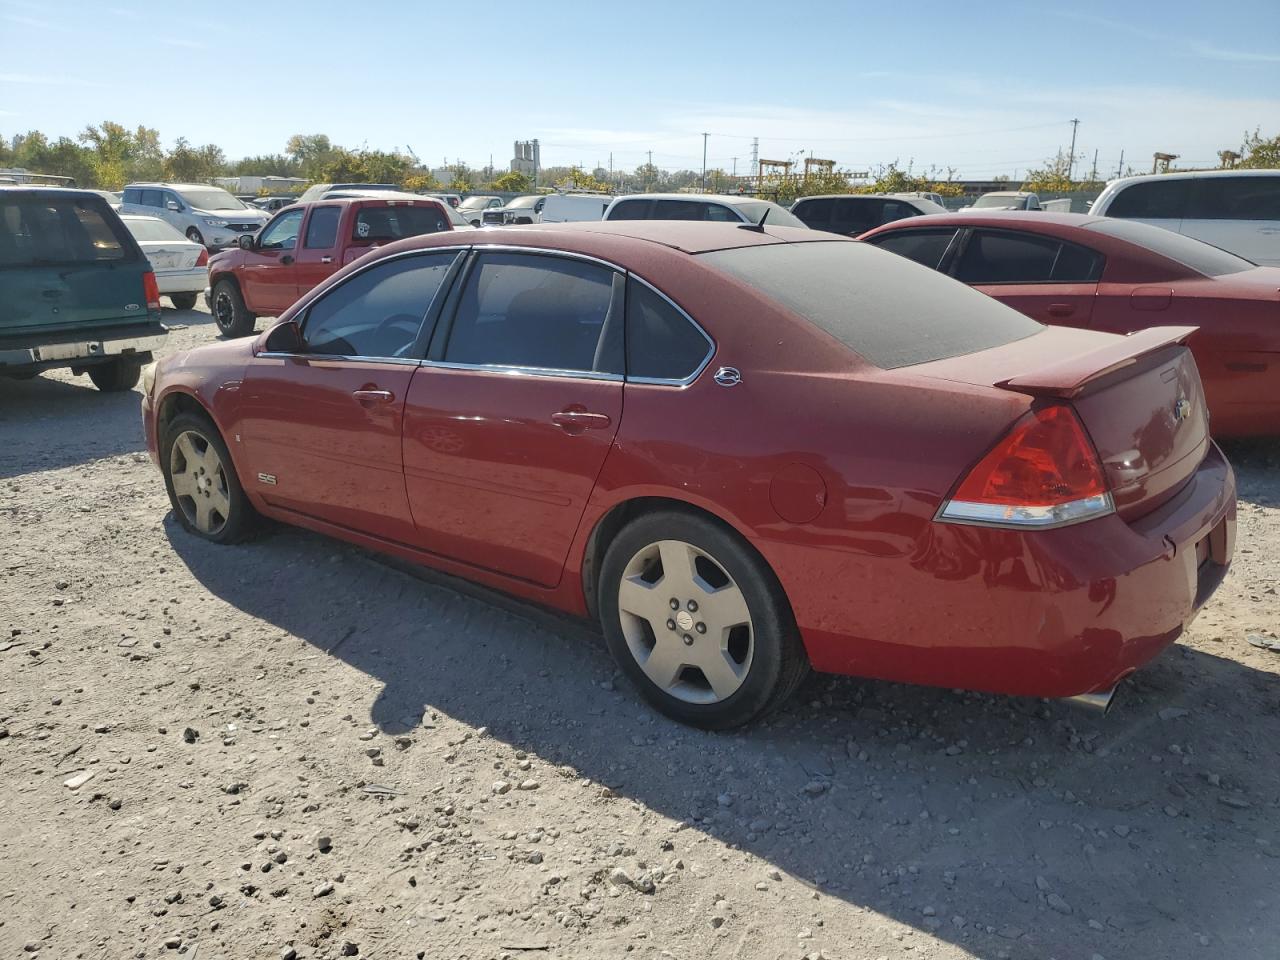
[293,204,342,296]
[831,198,884,237]
[863,226,962,269]
[240,207,304,314]
[403,250,625,587]
[953,228,1101,327]
[1182,175,1280,266]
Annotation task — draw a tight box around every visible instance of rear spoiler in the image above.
[995,326,1198,398]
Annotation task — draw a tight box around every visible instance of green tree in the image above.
[1239,128,1280,169]
[446,162,474,193]
[489,170,530,192]
[286,133,334,178]
[554,165,611,193]
[318,148,370,183]
[78,121,134,189]
[403,172,440,193]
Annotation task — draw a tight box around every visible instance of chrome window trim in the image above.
[463,243,626,274]
[419,359,623,382]
[256,352,423,366]
[625,274,716,388]
[290,245,473,325]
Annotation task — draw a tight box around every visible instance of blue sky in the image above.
[3,0,1278,178]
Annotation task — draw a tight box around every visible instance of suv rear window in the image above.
[0,195,134,267]
[1103,179,1192,219]
[1187,175,1280,221]
[700,241,1042,369]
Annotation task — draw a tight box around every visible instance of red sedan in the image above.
[141,222,1236,728]
[859,211,1280,437]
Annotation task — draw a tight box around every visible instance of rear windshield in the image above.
[1083,218,1255,276]
[0,195,135,267]
[125,217,185,242]
[700,241,1043,369]
[351,204,451,244]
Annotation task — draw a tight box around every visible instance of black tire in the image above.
[87,357,142,392]
[170,292,198,310]
[160,410,257,544]
[186,227,205,246]
[598,510,809,729]
[211,278,256,338]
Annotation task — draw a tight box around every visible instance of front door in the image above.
[238,251,462,541]
[293,204,342,298]
[240,207,305,315]
[403,250,625,587]
[955,228,1101,328]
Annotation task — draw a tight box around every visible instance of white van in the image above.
[1090,169,1280,266]
[538,193,614,223]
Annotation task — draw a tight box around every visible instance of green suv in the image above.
[1,188,166,391]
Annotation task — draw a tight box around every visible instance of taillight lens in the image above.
[196,247,209,267]
[143,271,162,315]
[938,404,1113,529]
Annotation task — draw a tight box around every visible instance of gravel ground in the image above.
[1,305,1278,960]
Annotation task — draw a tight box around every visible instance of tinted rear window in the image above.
[352,204,450,244]
[124,217,185,242]
[0,195,135,267]
[700,241,1042,369]
[1103,179,1191,219]
[1082,218,1255,276]
[1187,175,1280,221]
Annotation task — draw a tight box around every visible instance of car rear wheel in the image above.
[169,292,198,310]
[161,412,256,543]
[186,228,205,246]
[211,278,256,339]
[598,510,809,729]
[87,357,142,392]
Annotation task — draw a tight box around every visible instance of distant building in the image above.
[511,140,540,177]
[214,175,306,194]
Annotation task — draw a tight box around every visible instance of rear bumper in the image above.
[791,443,1236,698]
[0,324,167,371]
[156,269,209,295]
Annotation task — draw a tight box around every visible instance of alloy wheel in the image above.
[168,429,232,535]
[213,291,235,331]
[616,539,754,704]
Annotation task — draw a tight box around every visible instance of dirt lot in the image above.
[1,306,1278,960]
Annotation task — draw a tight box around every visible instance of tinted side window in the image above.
[704,204,740,222]
[303,206,341,248]
[140,189,164,208]
[626,281,711,382]
[444,253,622,374]
[302,253,457,358]
[831,198,883,236]
[793,198,834,228]
[956,230,1102,284]
[1105,179,1191,219]
[123,188,141,204]
[653,199,712,220]
[607,199,651,220]
[867,229,958,270]
[878,201,918,225]
[955,231,1059,283]
[1188,176,1280,220]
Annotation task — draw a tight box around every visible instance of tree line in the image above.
[4,122,1276,197]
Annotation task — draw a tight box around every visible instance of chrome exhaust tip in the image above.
[1062,687,1117,715]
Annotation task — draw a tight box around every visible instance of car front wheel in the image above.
[598,510,808,729]
[161,412,256,543]
[211,278,257,338]
[186,228,205,245]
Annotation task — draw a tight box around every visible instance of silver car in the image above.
[119,183,268,249]
[120,215,208,310]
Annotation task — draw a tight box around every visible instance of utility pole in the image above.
[1090,149,1098,183]
[1117,149,1125,178]
[1067,118,1080,181]
[701,132,709,193]
[731,157,738,177]
[646,150,653,190]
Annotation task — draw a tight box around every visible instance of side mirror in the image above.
[166,200,181,211]
[238,234,255,251]
[264,320,303,354]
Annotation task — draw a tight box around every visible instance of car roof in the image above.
[124,182,225,190]
[0,186,106,200]
[612,193,777,207]
[871,210,1102,231]
[978,191,1034,197]
[1104,168,1280,186]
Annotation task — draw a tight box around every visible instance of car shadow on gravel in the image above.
[168,516,1280,960]
[1219,438,1280,506]
[0,375,146,477]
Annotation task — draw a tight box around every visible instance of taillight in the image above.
[143,271,162,315]
[937,404,1113,529]
[196,247,209,267]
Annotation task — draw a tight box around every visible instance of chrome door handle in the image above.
[551,409,612,432]
[352,389,394,404]
[320,256,333,264]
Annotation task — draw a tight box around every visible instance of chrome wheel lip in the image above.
[616,539,754,705]
[168,429,231,536]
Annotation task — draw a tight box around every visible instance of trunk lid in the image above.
[138,239,202,273]
[918,325,1210,520]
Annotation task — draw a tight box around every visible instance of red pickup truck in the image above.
[206,196,458,337]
